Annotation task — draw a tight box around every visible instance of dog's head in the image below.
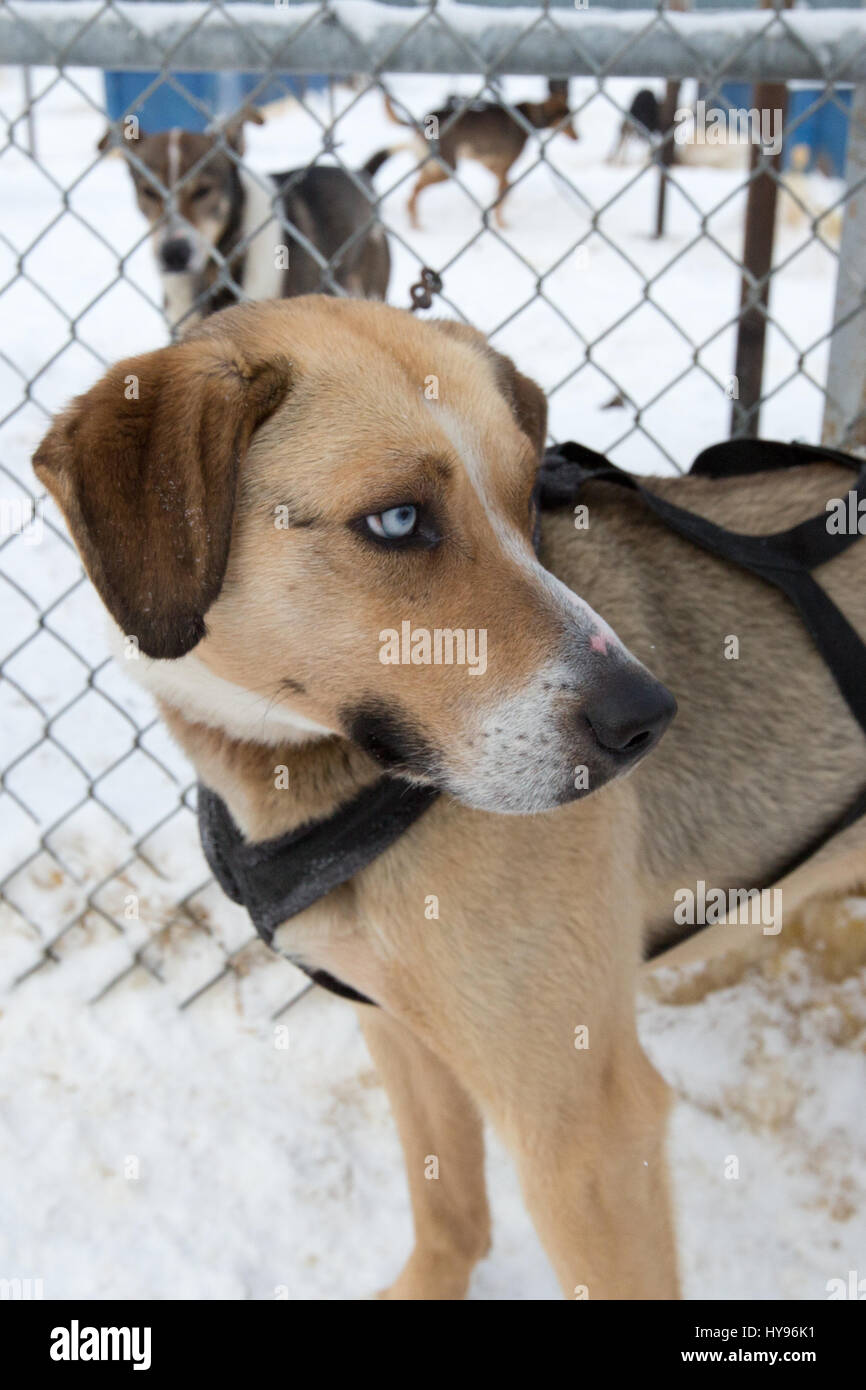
[98,108,263,277]
[530,83,579,142]
[34,298,674,813]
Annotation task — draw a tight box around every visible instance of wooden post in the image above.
[654,80,682,239]
[653,0,688,240]
[730,0,793,437]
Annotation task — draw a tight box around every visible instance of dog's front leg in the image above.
[499,1029,679,1300]
[370,874,679,1298]
[357,1005,491,1300]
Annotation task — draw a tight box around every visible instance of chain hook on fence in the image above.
[408,267,443,312]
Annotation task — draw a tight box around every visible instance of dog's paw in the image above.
[374,1251,475,1300]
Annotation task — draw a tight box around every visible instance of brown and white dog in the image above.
[34,297,866,1299]
[385,81,578,228]
[100,109,392,333]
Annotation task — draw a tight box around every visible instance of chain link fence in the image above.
[3,0,866,1017]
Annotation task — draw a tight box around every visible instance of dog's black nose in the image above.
[161,238,192,272]
[584,672,676,758]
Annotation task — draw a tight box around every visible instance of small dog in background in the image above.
[99,107,392,332]
[384,80,578,228]
[609,88,661,163]
[778,143,843,243]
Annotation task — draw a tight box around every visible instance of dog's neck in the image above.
[115,630,381,840]
[518,97,568,131]
[159,699,382,843]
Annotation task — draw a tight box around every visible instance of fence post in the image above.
[653,0,688,240]
[729,0,792,438]
[822,83,866,452]
[654,79,682,239]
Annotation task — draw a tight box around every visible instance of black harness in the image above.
[198,438,866,999]
[198,777,435,1004]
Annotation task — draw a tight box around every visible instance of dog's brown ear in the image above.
[433,320,548,459]
[487,346,548,459]
[97,124,128,155]
[222,105,265,153]
[97,122,145,154]
[33,338,290,661]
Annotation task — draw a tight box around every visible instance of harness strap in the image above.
[691,437,864,479]
[538,441,866,739]
[198,778,437,1006]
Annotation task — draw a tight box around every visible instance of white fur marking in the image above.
[237,169,285,302]
[167,128,181,189]
[445,659,581,813]
[106,624,334,747]
[432,404,625,651]
[160,270,197,325]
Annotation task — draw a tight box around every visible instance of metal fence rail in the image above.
[3,4,866,78]
[2,0,866,1016]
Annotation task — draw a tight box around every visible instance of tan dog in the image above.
[385,84,578,228]
[34,297,866,1299]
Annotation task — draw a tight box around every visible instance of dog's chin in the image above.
[161,259,208,278]
[439,749,635,816]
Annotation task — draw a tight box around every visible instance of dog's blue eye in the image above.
[366,505,418,540]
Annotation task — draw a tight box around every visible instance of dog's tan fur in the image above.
[34,297,866,1299]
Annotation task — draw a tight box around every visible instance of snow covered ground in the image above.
[2,895,866,1301]
[1,66,864,1301]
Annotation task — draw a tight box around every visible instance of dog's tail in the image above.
[383,94,414,130]
[360,146,399,179]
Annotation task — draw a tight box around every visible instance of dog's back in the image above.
[387,89,576,169]
[273,163,390,299]
[434,100,529,167]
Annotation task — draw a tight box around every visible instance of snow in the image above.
[3,893,866,1300]
[1,65,864,1300]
